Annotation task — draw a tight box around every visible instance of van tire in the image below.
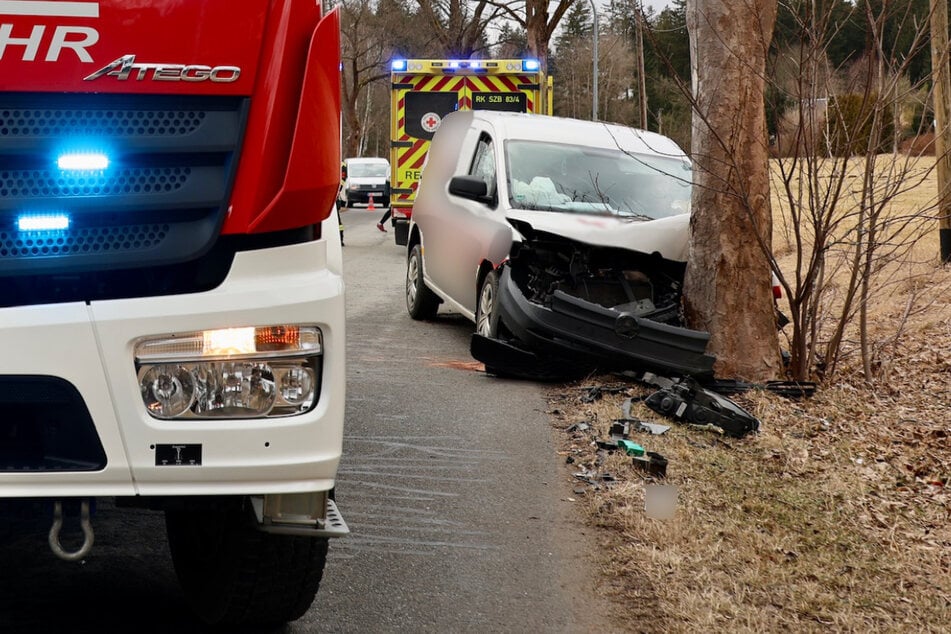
[476,269,501,338]
[406,244,440,320]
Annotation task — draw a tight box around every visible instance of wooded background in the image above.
[339,0,936,160]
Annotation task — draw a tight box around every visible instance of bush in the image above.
[824,93,895,156]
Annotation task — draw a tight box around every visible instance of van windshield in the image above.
[349,162,389,178]
[504,140,691,220]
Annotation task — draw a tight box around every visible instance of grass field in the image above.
[550,155,950,632]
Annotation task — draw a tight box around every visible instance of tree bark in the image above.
[684,0,781,381]
[524,0,573,114]
[635,4,648,128]
[931,0,951,262]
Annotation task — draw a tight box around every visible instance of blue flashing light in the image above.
[391,59,407,72]
[522,59,541,72]
[17,213,70,232]
[57,152,109,171]
[470,61,481,68]
[448,60,461,69]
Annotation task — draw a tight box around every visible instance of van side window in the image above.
[469,134,496,199]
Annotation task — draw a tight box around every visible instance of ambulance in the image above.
[388,58,551,245]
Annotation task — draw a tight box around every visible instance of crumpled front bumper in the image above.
[473,266,715,379]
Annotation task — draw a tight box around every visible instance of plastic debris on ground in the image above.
[632,451,668,477]
[617,439,645,456]
[611,416,670,437]
[641,374,760,438]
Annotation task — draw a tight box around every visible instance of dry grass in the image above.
[551,364,950,631]
[771,153,941,264]
[548,155,951,632]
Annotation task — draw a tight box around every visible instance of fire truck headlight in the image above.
[191,362,276,417]
[278,366,315,406]
[141,364,196,418]
[135,326,322,420]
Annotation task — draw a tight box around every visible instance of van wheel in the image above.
[406,244,440,320]
[476,269,501,338]
[165,508,328,627]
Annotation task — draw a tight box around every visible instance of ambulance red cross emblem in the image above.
[421,112,441,133]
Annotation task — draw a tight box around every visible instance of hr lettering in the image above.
[0,23,98,62]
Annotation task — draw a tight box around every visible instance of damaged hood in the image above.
[505,210,690,261]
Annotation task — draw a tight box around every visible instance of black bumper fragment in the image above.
[471,333,590,380]
[483,267,716,379]
[644,377,759,437]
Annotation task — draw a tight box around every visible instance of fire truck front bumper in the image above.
[0,234,345,500]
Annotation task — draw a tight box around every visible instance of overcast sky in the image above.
[643,0,673,12]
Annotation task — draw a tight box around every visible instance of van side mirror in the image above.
[448,175,489,202]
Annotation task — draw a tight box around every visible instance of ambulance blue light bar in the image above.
[391,59,540,73]
[17,213,70,232]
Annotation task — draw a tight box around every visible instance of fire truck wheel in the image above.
[406,244,440,320]
[165,508,328,627]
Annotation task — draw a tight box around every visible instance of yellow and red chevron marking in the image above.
[396,139,426,169]
[394,73,464,91]
[393,138,429,203]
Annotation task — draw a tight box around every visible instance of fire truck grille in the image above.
[0,167,191,198]
[0,92,249,281]
[0,224,169,257]
[0,108,205,138]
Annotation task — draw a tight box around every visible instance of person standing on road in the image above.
[336,161,346,245]
[337,206,345,245]
[376,207,392,232]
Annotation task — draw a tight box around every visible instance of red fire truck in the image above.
[0,0,346,626]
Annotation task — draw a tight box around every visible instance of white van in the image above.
[337,157,390,208]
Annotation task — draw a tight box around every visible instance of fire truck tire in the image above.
[406,244,440,320]
[165,508,328,627]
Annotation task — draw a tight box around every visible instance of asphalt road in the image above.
[303,209,613,633]
[0,208,613,633]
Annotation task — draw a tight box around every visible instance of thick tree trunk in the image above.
[684,0,781,381]
[342,74,362,158]
[524,0,572,116]
[931,0,951,262]
[526,5,550,113]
